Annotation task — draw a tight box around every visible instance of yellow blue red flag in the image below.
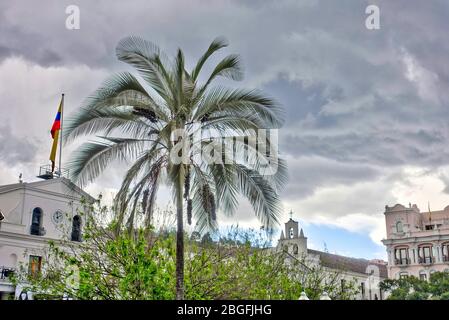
[49,97,63,172]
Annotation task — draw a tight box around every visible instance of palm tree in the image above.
[64,36,287,299]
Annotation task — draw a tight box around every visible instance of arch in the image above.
[394,245,409,265]
[293,244,299,255]
[396,221,403,233]
[289,227,294,239]
[418,244,434,263]
[30,207,43,235]
[71,215,82,242]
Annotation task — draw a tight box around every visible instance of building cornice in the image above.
[382,234,449,246]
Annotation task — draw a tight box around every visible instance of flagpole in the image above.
[59,93,64,177]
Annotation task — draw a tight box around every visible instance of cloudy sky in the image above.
[2,0,449,259]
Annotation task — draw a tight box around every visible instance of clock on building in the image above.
[52,210,64,225]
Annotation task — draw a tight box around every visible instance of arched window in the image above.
[394,247,409,265]
[396,221,403,233]
[293,244,299,255]
[289,227,294,239]
[283,245,288,253]
[30,208,43,236]
[418,245,433,264]
[71,215,82,242]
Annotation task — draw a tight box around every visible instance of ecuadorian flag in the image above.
[49,96,63,172]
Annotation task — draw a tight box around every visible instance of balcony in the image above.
[395,258,410,266]
[0,266,15,281]
[418,256,433,265]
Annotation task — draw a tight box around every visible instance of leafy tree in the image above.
[13,207,355,300]
[64,36,287,299]
[380,272,449,300]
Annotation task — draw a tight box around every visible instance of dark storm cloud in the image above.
[1,0,449,216]
[283,156,382,199]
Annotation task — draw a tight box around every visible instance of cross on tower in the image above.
[289,210,293,220]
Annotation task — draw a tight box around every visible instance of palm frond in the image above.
[190,165,218,233]
[64,108,151,144]
[193,87,284,129]
[197,54,243,97]
[234,164,282,229]
[191,37,228,81]
[116,36,175,105]
[68,137,146,187]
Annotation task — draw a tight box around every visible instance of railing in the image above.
[395,258,409,265]
[37,164,69,180]
[418,256,433,264]
[0,266,15,280]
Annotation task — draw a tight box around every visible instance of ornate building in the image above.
[382,203,449,280]
[277,216,388,300]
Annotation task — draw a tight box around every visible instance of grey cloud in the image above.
[283,156,382,199]
[0,124,38,164]
[2,0,449,234]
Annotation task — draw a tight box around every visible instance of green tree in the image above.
[13,210,354,300]
[380,272,449,300]
[64,36,287,299]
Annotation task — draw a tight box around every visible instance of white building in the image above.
[277,217,388,300]
[0,177,94,299]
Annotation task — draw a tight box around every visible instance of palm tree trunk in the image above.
[176,176,185,300]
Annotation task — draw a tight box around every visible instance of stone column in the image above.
[434,245,440,263]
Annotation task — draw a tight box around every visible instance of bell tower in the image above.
[278,211,307,256]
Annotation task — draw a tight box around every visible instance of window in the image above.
[396,221,403,233]
[419,246,433,264]
[30,207,43,236]
[283,245,288,253]
[71,215,82,242]
[28,255,42,277]
[442,243,449,262]
[360,282,365,299]
[289,227,294,239]
[399,272,408,279]
[293,244,298,255]
[425,225,434,230]
[394,247,409,265]
[419,272,427,281]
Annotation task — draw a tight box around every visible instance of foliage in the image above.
[380,272,449,300]
[13,210,356,300]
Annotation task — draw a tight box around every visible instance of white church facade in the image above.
[276,217,388,300]
[0,177,94,299]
